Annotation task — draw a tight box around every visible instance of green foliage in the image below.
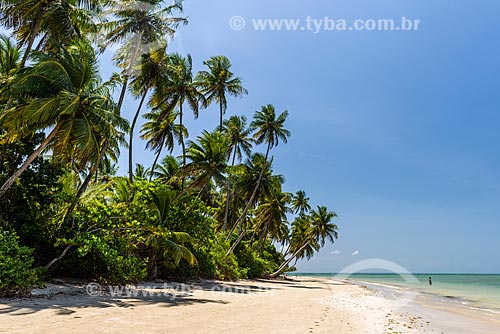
[0,229,38,295]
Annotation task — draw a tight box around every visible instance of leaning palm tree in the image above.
[269,206,338,278]
[254,187,291,245]
[0,0,101,68]
[128,47,169,182]
[140,107,187,181]
[220,115,253,229]
[227,105,290,250]
[100,0,186,111]
[225,154,284,255]
[195,55,248,130]
[152,53,204,189]
[0,41,128,198]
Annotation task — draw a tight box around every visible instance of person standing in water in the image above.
[428,276,432,286]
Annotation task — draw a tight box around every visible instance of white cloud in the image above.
[331,250,341,255]
[352,250,360,256]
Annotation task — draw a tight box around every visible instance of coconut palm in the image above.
[195,55,248,130]
[183,130,230,194]
[152,53,204,188]
[222,115,254,165]
[141,108,186,182]
[291,190,311,215]
[0,41,128,198]
[227,105,290,250]
[0,0,101,68]
[0,34,22,93]
[128,47,170,182]
[269,206,338,278]
[251,104,290,160]
[254,188,291,244]
[225,154,284,255]
[100,0,186,111]
[151,155,181,185]
[220,115,253,230]
[0,34,22,113]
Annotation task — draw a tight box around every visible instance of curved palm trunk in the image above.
[0,123,61,198]
[219,101,223,131]
[226,228,245,256]
[149,140,165,182]
[226,143,271,255]
[222,148,238,230]
[128,86,150,182]
[117,35,143,113]
[19,16,42,68]
[179,103,186,191]
[269,241,310,278]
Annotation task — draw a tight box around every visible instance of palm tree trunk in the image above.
[219,102,223,131]
[269,241,310,278]
[226,229,245,256]
[149,140,164,182]
[34,32,48,52]
[0,123,61,198]
[117,35,143,112]
[179,102,186,191]
[222,148,238,230]
[226,145,271,254]
[117,79,129,112]
[19,16,42,68]
[128,86,150,182]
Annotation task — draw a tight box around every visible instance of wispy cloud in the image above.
[331,250,341,255]
[352,250,359,256]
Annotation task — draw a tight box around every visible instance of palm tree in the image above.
[254,188,291,244]
[0,41,128,198]
[0,34,22,112]
[0,34,22,93]
[222,115,254,165]
[220,115,253,230]
[183,130,230,194]
[141,108,186,182]
[100,0,186,111]
[225,154,284,255]
[196,55,248,130]
[291,190,311,215]
[269,206,338,278]
[146,188,197,278]
[128,47,169,182]
[251,104,290,161]
[152,53,204,189]
[0,0,101,68]
[150,155,182,189]
[227,105,290,250]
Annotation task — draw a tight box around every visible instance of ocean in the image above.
[292,273,500,311]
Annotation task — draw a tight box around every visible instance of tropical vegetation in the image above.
[0,0,339,293]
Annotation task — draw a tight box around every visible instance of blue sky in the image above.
[109,0,500,274]
[6,0,500,273]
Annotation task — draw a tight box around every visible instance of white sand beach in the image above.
[0,277,498,334]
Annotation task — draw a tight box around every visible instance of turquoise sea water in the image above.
[292,273,500,310]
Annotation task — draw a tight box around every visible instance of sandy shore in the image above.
[0,277,498,333]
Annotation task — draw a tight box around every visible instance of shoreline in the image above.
[0,277,498,333]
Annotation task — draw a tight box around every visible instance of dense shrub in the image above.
[0,229,38,295]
